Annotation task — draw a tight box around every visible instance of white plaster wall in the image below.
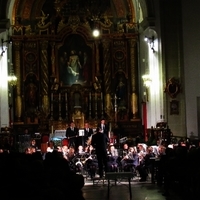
[0,40,9,128]
[182,1,200,138]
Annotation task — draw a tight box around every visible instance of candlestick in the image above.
[51,125,54,134]
[51,92,53,102]
[89,92,91,101]
[65,92,67,101]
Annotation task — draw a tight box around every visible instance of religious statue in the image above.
[116,78,127,120]
[67,50,82,84]
[36,10,49,26]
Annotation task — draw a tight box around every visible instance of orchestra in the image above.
[24,120,196,184]
[1,119,199,200]
[46,120,153,181]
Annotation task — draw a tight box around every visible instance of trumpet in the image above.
[82,155,93,164]
[121,151,132,162]
[86,132,97,146]
[121,155,128,162]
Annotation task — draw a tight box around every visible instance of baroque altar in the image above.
[11,0,142,137]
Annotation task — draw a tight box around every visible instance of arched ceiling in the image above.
[11,0,135,26]
[0,0,156,36]
[0,0,155,32]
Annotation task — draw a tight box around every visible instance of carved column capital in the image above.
[13,41,22,51]
[40,40,48,50]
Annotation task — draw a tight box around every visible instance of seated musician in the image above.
[67,146,84,173]
[121,146,139,173]
[137,144,147,164]
[123,143,129,155]
[46,140,55,153]
[62,145,69,160]
[66,146,77,171]
[137,146,155,182]
[84,145,98,179]
[75,145,86,172]
[77,145,85,155]
[30,139,39,150]
[107,144,119,172]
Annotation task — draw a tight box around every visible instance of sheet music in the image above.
[79,129,84,136]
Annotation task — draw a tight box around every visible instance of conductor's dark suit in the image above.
[96,123,109,137]
[91,128,109,178]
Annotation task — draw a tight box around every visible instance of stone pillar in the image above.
[95,40,100,75]
[128,39,138,119]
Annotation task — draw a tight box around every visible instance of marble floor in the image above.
[82,177,182,200]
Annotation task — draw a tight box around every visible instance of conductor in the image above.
[91,127,109,178]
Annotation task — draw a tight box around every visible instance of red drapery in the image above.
[142,102,148,142]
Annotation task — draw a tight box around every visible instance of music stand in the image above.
[79,129,85,147]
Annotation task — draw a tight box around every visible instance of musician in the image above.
[97,118,109,137]
[30,139,38,151]
[83,122,93,147]
[137,146,155,182]
[66,146,77,171]
[122,143,129,157]
[75,145,85,173]
[121,146,139,172]
[62,145,69,160]
[46,140,54,153]
[66,121,79,149]
[84,145,98,179]
[91,127,109,178]
[107,144,119,172]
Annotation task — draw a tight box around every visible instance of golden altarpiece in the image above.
[11,0,142,138]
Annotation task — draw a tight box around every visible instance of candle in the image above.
[51,92,53,102]
[65,92,67,101]
[89,92,91,100]
[51,125,53,134]
[109,122,112,132]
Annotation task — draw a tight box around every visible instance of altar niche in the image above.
[58,34,93,86]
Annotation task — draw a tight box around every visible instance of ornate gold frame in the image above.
[165,77,180,98]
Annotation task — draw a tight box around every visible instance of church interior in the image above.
[0,0,199,148]
[1,0,200,199]
[1,0,200,145]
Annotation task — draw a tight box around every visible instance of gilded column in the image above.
[129,39,138,119]
[65,92,68,120]
[95,40,100,75]
[50,42,56,76]
[40,41,49,117]
[13,41,22,121]
[102,39,112,120]
[89,91,92,119]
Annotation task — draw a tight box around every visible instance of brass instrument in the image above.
[121,151,132,162]
[86,132,97,146]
